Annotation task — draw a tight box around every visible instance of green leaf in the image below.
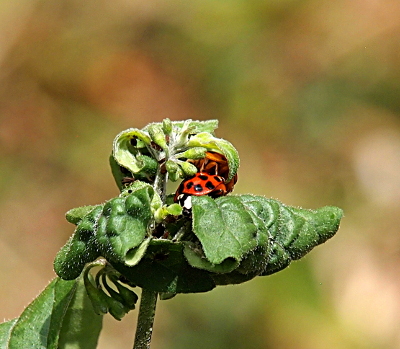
[96,186,154,264]
[109,154,127,191]
[58,275,103,348]
[165,160,183,182]
[0,276,102,349]
[191,196,269,266]
[112,128,157,175]
[175,147,208,160]
[165,203,183,216]
[125,237,151,267]
[0,319,17,347]
[55,182,158,281]
[154,203,183,223]
[183,241,240,273]
[65,205,97,225]
[187,132,239,181]
[178,161,198,177]
[84,271,109,316]
[110,279,138,309]
[111,239,216,294]
[145,119,219,135]
[2,278,75,349]
[162,118,173,135]
[191,195,343,277]
[54,205,103,280]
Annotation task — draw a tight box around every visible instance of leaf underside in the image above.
[0,276,102,349]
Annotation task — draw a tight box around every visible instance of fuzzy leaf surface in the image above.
[144,119,219,135]
[191,195,343,276]
[191,196,269,266]
[58,275,103,348]
[55,182,156,281]
[187,133,239,181]
[0,276,102,349]
[96,185,153,264]
[54,205,103,280]
[112,128,157,178]
[111,239,216,294]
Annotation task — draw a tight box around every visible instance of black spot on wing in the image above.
[205,181,216,190]
[213,176,223,182]
[194,184,204,192]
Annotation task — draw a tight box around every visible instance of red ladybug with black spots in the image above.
[174,172,227,210]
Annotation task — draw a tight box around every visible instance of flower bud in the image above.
[166,160,183,181]
[179,161,198,177]
[148,124,167,150]
[176,147,207,160]
[162,118,173,135]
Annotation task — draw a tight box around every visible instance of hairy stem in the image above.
[153,167,168,204]
[133,289,158,349]
[132,163,166,348]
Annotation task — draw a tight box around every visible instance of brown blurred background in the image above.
[1,0,400,348]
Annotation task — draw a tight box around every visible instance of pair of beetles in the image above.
[173,151,237,210]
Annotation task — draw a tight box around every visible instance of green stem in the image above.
[132,162,165,348]
[133,289,158,349]
[153,167,168,205]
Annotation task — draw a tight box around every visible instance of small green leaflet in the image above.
[0,276,102,349]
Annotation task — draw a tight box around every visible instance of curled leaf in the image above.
[96,186,154,265]
[112,128,157,177]
[183,241,240,273]
[187,133,239,181]
[178,161,198,177]
[165,160,183,182]
[110,239,216,294]
[175,147,208,160]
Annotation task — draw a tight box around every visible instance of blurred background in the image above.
[1,0,400,348]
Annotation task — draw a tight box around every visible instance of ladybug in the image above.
[189,151,237,194]
[174,172,227,210]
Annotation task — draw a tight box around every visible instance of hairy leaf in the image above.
[54,206,103,280]
[65,205,97,225]
[112,128,157,177]
[96,186,153,264]
[191,195,343,276]
[0,320,17,348]
[191,196,269,266]
[55,182,157,280]
[145,119,219,135]
[58,275,103,348]
[0,277,102,349]
[111,239,216,294]
[187,132,239,181]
